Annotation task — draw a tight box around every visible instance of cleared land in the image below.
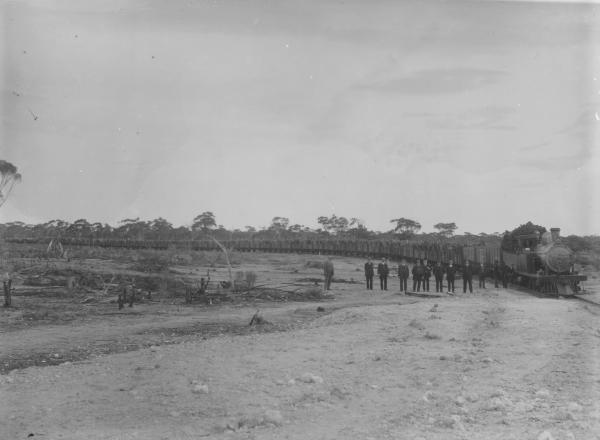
[1,248,599,440]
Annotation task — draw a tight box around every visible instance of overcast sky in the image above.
[1,0,599,235]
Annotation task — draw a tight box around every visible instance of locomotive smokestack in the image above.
[550,228,560,241]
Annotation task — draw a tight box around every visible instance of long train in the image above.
[5,236,500,265]
[4,226,587,295]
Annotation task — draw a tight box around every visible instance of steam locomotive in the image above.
[500,227,586,295]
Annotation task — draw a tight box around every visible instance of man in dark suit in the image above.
[364,258,374,290]
[377,258,389,290]
[397,259,410,293]
[478,263,487,289]
[462,260,473,293]
[422,259,432,292]
[433,261,444,293]
[412,259,423,292]
[323,258,334,290]
[493,260,501,288]
[446,260,456,293]
[501,264,511,288]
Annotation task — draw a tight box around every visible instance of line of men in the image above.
[364,257,512,294]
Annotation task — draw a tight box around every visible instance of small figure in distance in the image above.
[412,258,424,292]
[502,264,513,288]
[377,258,389,291]
[446,260,456,294]
[433,261,445,293]
[478,263,487,289]
[323,257,334,291]
[364,257,374,290]
[128,286,135,307]
[463,260,473,294]
[397,259,410,293]
[422,259,432,292]
[493,260,501,288]
[118,288,126,310]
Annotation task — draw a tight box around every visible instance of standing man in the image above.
[422,259,432,292]
[323,258,334,291]
[501,264,510,288]
[433,261,444,293]
[446,260,456,293]
[510,264,516,284]
[493,260,501,288]
[412,259,423,292]
[364,258,374,290]
[478,263,487,289]
[377,258,389,291]
[462,260,473,293]
[398,259,410,293]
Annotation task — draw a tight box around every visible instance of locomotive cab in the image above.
[507,232,544,274]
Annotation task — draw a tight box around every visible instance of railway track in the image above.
[502,280,600,309]
[573,293,600,308]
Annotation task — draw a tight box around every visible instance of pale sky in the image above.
[1,0,599,235]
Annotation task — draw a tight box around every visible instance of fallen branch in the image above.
[405,292,444,298]
[249,309,269,325]
[209,236,234,288]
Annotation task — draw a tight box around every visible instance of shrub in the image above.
[302,286,325,299]
[575,250,600,271]
[425,331,442,340]
[232,270,258,292]
[409,318,425,330]
[305,260,324,269]
[245,271,257,289]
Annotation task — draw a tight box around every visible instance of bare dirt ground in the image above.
[1,251,600,440]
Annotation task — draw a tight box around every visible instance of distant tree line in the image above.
[0,212,510,246]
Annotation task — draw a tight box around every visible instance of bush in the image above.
[302,286,324,298]
[129,250,171,273]
[564,235,592,252]
[245,271,257,289]
[305,260,324,269]
[575,251,600,271]
[409,318,425,330]
[425,331,442,340]
[233,270,258,292]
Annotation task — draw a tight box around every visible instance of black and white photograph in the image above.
[1,0,599,439]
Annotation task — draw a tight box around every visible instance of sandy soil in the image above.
[1,254,599,440]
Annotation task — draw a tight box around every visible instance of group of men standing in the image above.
[364,258,511,294]
[363,258,390,290]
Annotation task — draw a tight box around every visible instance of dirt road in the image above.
[2,286,599,440]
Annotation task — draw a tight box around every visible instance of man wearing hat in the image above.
[422,259,432,292]
[462,260,473,293]
[412,258,424,292]
[364,258,374,290]
[397,259,410,293]
[446,260,456,293]
[323,257,334,290]
[377,258,389,291]
[433,261,445,293]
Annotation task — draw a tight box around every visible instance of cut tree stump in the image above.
[249,310,268,326]
[3,279,12,307]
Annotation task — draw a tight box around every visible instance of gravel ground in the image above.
[2,286,599,440]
